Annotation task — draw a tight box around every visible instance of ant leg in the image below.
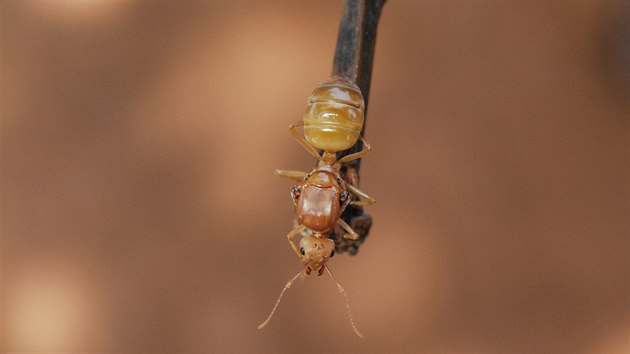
[337,136,371,164]
[289,122,322,161]
[287,224,307,259]
[274,169,308,183]
[346,184,376,206]
[337,218,359,240]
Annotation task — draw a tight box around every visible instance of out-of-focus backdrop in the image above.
[1,1,628,352]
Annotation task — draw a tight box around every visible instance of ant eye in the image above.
[300,247,305,255]
[330,250,335,258]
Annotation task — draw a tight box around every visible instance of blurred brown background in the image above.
[1,1,628,352]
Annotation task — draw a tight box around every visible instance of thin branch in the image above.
[329,0,386,255]
[333,0,385,121]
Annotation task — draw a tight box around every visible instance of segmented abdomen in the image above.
[303,76,365,152]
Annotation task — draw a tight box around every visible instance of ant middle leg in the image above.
[337,218,360,240]
[346,183,376,206]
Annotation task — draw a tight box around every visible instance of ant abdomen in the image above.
[303,76,365,152]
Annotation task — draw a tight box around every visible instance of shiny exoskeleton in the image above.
[279,76,375,269]
[294,169,350,236]
[258,76,375,338]
[291,167,350,275]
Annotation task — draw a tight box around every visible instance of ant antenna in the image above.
[257,268,304,330]
[325,264,364,339]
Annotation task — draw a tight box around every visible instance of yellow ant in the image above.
[258,76,376,338]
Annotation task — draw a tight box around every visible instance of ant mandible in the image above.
[258,76,375,338]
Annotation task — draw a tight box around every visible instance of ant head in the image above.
[258,235,363,338]
[299,235,335,276]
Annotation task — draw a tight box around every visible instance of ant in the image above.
[258,76,375,338]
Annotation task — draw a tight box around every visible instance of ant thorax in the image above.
[293,169,350,234]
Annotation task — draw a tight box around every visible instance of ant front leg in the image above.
[274,169,308,183]
[286,224,307,260]
[337,218,360,240]
[289,122,322,161]
[338,136,371,164]
[346,183,376,206]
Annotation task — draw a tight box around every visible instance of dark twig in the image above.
[329,0,386,255]
[333,0,385,121]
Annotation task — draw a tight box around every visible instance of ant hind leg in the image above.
[338,136,371,164]
[274,169,308,183]
[289,122,322,161]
